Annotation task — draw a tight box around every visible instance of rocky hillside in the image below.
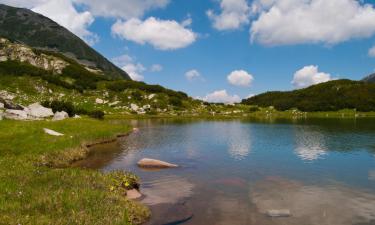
[363,73,375,83]
[0,4,130,80]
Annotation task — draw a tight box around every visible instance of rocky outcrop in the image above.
[0,38,69,74]
[137,158,178,169]
[27,103,54,118]
[4,109,28,120]
[52,111,69,121]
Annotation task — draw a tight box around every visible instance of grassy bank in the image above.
[0,118,150,225]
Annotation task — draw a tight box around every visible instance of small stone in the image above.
[43,128,64,136]
[266,209,291,217]
[130,103,139,111]
[126,189,142,200]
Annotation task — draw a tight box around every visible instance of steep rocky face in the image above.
[0,38,68,73]
[0,4,130,80]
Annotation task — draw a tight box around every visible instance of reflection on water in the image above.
[78,118,375,225]
[294,127,327,161]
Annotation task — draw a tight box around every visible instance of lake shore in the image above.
[0,118,150,225]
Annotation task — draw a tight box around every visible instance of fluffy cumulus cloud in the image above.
[250,0,375,46]
[150,64,163,72]
[112,17,197,50]
[199,90,241,104]
[227,70,254,87]
[185,69,202,81]
[369,45,375,57]
[207,0,250,30]
[112,54,146,81]
[0,0,98,45]
[292,65,331,88]
[74,0,170,19]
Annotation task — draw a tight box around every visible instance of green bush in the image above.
[89,110,105,120]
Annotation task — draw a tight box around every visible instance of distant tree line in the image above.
[242,80,375,112]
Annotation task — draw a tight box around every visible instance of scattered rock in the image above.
[52,111,69,121]
[148,94,156,100]
[0,98,23,110]
[95,98,104,104]
[266,209,291,217]
[109,101,120,106]
[130,103,139,111]
[4,109,28,120]
[73,115,81,119]
[137,158,178,169]
[126,189,142,200]
[27,103,54,118]
[0,102,3,109]
[43,128,64,136]
[0,90,15,100]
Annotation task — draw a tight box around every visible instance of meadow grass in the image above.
[0,118,150,225]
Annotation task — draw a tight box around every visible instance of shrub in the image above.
[89,110,104,120]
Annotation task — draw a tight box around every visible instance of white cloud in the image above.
[292,65,331,88]
[250,0,375,46]
[207,0,250,30]
[227,70,254,87]
[112,17,197,50]
[112,54,146,81]
[185,69,202,81]
[74,0,170,19]
[150,64,163,72]
[0,0,98,45]
[199,90,241,104]
[369,45,375,57]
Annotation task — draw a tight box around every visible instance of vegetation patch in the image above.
[0,118,150,224]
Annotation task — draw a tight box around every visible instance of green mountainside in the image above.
[242,80,375,112]
[0,4,130,80]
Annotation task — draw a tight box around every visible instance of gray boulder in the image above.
[52,111,69,121]
[27,103,54,118]
[4,109,28,120]
[137,158,178,169]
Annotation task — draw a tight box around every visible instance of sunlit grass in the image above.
[0,118,150,225]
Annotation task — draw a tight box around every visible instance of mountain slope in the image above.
[363,73,375,83]
[242,80,375,112]
[0,4,130,80]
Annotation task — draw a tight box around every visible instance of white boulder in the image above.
[137,158,178,169]
[43,128,64,136]
[52,111,69,121]
[95,98,104,104]
[130,103,139,111]
[27,103,54,118]
[4,109,28,120]
[0,102,4,109]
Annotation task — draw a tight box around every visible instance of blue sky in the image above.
[3,0,375,102]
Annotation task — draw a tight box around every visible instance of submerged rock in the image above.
[53,111,69,121]
[137,158,178,169]
[266,209,291,217]
[43,128,64,136]
[126,189,142,200]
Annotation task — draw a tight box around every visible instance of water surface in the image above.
[77,118,375,225]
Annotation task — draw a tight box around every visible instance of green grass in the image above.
[0,118,150,225]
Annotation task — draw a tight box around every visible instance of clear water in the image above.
[77,118,375,225]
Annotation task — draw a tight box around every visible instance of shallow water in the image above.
[77,118,375,225]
